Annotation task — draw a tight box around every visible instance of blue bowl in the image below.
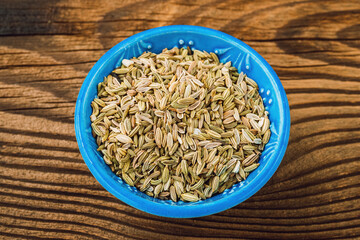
[75,25,290,218]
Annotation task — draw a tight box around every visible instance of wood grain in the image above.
[0,0,359,239]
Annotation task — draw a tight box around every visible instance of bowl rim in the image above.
[75,25,290,218]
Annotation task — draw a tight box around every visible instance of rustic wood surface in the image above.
[1,0,359,239]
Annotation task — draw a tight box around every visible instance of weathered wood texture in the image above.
[0,0,359,239]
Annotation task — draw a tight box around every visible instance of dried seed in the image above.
[262,118,270,135]
[223,117,235,125]
[205,142,222,149]
[181,159,188,176]
[177,97,196,105]
[220,131,234,138]
[263,129,271,144]
[162,166,169,183]
[181,193,199,202]
[250,119,261,132]
[167,132,174,150]
[122,173,134,186]
[233,108,240,121]
[155,127,163,147]
[115,134,133,144]
[206,129,222,139]
[244,163,260,172]
[154,184,163,197]
[211,176,220,193]
[174,181,184,195]
[170,186,177,202]
[232,160,241,173]
[243,153,258,166]
[209,124,224,134]
[254,138,262,144]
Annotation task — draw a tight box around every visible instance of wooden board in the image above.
[0,0,359,239]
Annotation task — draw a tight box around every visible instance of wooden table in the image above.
[1,0,359,239]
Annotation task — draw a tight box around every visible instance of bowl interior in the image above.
[75,25,290,218]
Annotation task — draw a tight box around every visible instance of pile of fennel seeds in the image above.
[90,47,271,202]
